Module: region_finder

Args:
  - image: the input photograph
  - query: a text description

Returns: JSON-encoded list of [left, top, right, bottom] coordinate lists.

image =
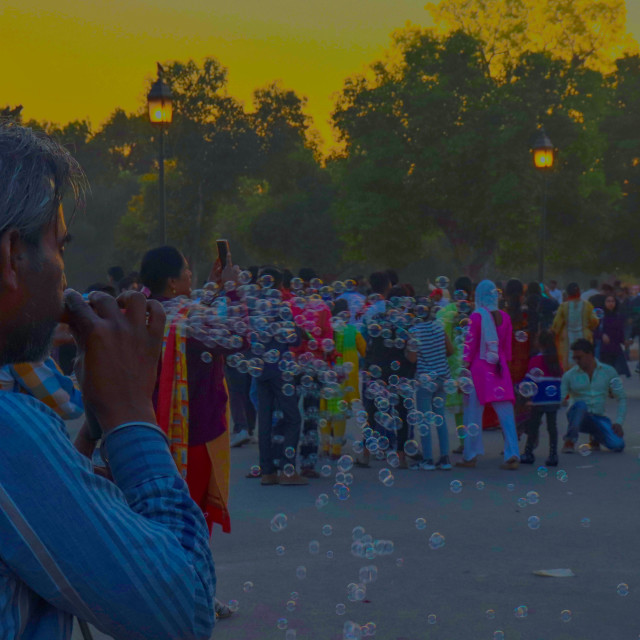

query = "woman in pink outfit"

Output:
[[456, 280, 520, 469]]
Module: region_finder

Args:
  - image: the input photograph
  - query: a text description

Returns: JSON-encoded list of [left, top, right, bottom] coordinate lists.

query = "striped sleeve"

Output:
[[0, 393, 215, 640]]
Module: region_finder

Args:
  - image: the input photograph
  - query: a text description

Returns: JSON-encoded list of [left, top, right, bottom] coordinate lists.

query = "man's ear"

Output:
[[0, 229, 26, 292]]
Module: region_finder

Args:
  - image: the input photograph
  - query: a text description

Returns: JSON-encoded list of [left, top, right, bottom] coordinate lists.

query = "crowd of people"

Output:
[[0, 121, 635, 638], [74, 261, 631, 491]]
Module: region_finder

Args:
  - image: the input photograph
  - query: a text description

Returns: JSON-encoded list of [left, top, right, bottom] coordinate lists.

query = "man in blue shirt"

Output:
[[561, 338, 625, 453], [0, 122, 215, 638]]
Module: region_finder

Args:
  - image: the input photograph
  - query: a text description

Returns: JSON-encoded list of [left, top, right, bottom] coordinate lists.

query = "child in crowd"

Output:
[[520, 330, 563, 466]]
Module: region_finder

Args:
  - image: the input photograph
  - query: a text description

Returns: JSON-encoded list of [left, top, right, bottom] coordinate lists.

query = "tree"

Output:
[[331, 28, 623, 277], [425, 0, 638, 78]]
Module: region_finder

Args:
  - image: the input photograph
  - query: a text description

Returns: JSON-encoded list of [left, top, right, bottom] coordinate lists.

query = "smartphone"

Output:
[[216, 239, 230, 265]]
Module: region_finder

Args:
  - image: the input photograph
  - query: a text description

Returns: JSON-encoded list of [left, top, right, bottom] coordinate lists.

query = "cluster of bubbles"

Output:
[[161, 274, 480, 477], [350, 525, 395, 560]]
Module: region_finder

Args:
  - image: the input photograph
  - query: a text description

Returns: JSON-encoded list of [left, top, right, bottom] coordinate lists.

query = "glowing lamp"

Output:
[[147, 65, 173, 125], [531, 128, 554, 170]]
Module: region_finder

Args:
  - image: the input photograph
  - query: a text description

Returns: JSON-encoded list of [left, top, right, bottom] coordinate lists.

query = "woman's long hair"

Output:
[[505, 279, 524, 324], [538, 329, 562, 376]]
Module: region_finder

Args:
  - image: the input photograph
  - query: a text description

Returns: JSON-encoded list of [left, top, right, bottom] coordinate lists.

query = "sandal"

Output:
[[215, 599, 234, 620]]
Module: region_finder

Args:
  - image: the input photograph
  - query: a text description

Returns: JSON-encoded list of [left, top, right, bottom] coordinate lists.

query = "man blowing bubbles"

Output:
[[0, 121, 216, 640]]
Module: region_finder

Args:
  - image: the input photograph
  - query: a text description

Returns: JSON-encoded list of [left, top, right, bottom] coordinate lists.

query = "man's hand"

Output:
[[62, 290, 165, 434], [53, 322, 75, 347], [613, 423, 624, 438]]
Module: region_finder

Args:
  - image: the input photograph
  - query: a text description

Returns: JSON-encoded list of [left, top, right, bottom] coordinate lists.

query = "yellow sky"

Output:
[[3, 0, 640, 153]]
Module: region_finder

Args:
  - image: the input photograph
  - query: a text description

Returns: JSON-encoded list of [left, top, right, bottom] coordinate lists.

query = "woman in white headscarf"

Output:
[[456, 280, 520, 470]]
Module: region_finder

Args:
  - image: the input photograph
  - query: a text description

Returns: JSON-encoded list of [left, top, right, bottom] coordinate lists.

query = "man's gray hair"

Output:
[[0, 121, 87, 245]]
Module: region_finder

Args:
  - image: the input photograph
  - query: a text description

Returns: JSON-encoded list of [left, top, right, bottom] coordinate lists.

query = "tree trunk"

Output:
[[191, 181, 204, 285]]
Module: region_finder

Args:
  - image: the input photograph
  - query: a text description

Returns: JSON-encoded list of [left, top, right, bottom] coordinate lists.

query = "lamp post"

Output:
[[147, 63, 173, 244], [531, 127, 555, 283]]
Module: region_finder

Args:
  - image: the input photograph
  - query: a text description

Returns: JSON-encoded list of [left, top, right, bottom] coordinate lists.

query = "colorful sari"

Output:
[[156, 304, 231, 534]]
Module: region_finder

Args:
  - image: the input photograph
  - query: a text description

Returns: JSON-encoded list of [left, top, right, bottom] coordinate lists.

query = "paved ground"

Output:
[[74, 375, 640, 640]]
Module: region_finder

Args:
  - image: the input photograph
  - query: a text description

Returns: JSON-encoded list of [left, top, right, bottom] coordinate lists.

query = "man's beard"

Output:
[[1, 319, 57, 365]]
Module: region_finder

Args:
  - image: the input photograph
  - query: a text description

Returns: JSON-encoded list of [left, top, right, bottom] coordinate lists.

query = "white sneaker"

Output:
[[250, 433, 259, 444], [230, 429, 250, 448], [420, 460, 437, 471]]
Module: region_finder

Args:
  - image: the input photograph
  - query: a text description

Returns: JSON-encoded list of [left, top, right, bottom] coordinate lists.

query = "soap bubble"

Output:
[[617, 583, 629, 596], [507, 483, 515, 492], [403, 440, 419, 456], [486, 609, 496, 619], [285, 446, 296, 459], [514, 604, 528, 618], [429, 532, 445, 550], [387, 451, 400, 468], [296, 566, 307, 580], [467, 423, 480, 436], [315, 493, 329, 509], [527, 516, 541, 530], [333, 483, 350, 501], [309, 540, 320, 555], [201, 351, 213, 364], [249, 465, 261, 477], [326, 550, 334, 559], [427, 613, 437, 624], [578, 443, 591, 456], [270, 513, 288, 533], [537, 466, 548, 478], [337, 455, 354, 472], [286, 600, 296, 612], [580, 517, 591, 528], [515, 330, 528, 343], [321, 464, 332, 477], [243, 581, 254, 593], [518, 381, 538, 398], [450, 480, 463, 494], [435, 276, 449, 288], [336, 603, 346, 615], [277, 617, 288, 630], [561, 609, 572, 622], [322, 524, 333, 536], [359, 565, 378, 584], [493, 632, 505, 640], [529, 367, 544, 381], [378, 468, 394, 486], [526, 491, 540, 505], [228, 599, 239, 612], [517, 498, 527, 508], [476, 481, 485, 490], [282, 464, 295, 478], [276, 545, 285, 556], [415, 517, 427, 530]]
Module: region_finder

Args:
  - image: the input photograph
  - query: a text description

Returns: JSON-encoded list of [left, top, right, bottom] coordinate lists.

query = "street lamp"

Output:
[[147, 63, 173, 244], [531, 127, 555, 283]]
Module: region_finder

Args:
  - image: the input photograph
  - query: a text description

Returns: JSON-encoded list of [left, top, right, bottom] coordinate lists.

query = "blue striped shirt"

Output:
[[0, 393, 216, 640], [409, 321, 450, 377]]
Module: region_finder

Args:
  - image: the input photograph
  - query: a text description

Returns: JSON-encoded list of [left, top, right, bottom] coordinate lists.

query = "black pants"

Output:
[[256, 374, 301, 475], [300, 389, 320, 469], [525, 407, 558, 452], [225, 365, 256, 435], [363, 381, 409, 453]]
